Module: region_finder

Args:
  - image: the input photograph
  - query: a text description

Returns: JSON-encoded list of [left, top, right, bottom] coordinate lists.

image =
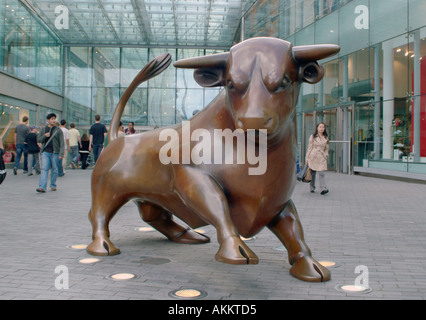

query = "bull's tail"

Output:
[[109, 53, 172, 142]]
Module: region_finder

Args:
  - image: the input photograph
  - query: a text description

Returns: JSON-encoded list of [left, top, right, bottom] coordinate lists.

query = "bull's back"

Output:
[[92, 131, 173, 192]]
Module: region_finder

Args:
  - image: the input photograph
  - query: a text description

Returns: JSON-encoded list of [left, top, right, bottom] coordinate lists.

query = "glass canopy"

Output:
[[15, 0, 254, 48]]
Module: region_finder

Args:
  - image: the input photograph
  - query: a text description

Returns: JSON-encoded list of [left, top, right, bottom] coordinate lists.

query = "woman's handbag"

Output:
[[303, 166, 312, 182], [297, 165, 312, 183]]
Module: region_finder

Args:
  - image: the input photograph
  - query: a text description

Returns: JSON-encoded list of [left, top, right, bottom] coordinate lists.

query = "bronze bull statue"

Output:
[[87, 37, 340, 282]]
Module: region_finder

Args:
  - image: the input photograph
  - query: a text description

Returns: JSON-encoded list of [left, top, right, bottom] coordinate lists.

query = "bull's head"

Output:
[[174, 37, 339, 137]]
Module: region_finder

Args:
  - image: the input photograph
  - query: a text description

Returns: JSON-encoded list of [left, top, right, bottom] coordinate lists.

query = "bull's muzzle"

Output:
[[236, 116, 278, 135]]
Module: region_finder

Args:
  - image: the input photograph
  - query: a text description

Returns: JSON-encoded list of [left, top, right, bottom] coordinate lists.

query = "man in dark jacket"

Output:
[[13, 116, 30, 175], [25, 126, 41, 176], [36, 113, 64, 193], [89, 114, 107, 164]]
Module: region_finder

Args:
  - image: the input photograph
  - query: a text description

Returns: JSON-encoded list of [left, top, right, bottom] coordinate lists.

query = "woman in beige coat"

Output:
[[305, 122, 329, 195]]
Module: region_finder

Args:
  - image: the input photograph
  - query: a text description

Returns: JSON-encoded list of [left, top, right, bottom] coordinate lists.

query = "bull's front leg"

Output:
[[267, 200, 330, 282], [173, 166, 258, 265]]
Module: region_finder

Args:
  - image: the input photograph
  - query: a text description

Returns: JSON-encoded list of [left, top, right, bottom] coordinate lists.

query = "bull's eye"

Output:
[[276, 76, 291, 93]]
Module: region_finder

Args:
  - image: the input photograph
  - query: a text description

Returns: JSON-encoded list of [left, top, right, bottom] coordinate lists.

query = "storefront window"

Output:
[[323, 59, 340, 106], [347, 49, 374, 103], [0, 99, 60, 169], [408, 27, 426, 165], [354, 102, 376, 166], [0, 102, 27, 166]]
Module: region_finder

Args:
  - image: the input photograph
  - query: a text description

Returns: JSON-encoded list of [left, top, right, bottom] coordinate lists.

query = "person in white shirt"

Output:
[[68, 123, 82, 168]]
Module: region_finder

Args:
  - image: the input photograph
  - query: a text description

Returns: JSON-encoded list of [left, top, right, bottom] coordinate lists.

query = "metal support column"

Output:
[[413, 30, 421, 162], [374, 44, 381, 160], [342, 56, 349, 173]]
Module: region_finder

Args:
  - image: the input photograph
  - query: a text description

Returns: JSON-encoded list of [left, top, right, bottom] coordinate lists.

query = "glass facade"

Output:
[[63, 46, 223, 128], [1, 0, 426, 178], [244, 0, 426, 176], [0, 0, 62, 93], [1, 0, 63, 164]]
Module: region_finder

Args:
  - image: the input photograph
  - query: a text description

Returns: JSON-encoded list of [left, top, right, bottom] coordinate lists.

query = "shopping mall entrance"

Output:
[[301, 102, 354, 174]]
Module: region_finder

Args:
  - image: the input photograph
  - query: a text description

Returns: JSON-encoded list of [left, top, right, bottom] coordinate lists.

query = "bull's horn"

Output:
[[174, 52, 229, 69], [293, 44, 340, 62]]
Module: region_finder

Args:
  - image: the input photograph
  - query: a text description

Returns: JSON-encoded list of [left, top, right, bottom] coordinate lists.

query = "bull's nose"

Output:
[[236, 116, 277, 133]]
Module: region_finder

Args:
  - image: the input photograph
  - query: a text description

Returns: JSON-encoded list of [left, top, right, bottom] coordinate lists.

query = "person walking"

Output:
[[305, 122, 329, 195], [25, 126, 41, 176], [13, 116, 30, 175], [68, 123, 82, 169], [79, 133, 90, 169], [36, 113, 64, 193], [89, 114, 107, 164], [58, 119, 70, 176], [0, 138, 6, 185]]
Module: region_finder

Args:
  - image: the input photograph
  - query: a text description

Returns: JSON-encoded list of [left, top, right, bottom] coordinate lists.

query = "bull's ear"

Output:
[[174, 52, 229, 87], [299, 62, 325, 84], [194, 68, 225, 87], [293, 44, 339, 84]]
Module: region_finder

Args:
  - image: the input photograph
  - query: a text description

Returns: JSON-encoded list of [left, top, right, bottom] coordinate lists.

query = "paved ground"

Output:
[[1, 167, 426, 301]]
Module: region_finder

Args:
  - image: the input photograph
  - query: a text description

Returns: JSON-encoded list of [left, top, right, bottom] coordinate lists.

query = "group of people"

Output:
[[10, 113, 88, 193], [8, 114, 138, 193]]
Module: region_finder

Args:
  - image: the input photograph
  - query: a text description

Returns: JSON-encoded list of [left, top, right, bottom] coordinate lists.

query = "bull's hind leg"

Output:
[[86, 192, 125, 256], [267, 200, 330, 282], [136, 201, 210, 244], [173, 166, 258, 265]]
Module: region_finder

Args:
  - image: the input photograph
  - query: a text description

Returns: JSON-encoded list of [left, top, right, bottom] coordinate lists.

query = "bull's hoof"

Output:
[[289, 256, 331, 282], [86, 237, 120, 256], [215, 236, 259, 265], [170, 228, 210, 244]]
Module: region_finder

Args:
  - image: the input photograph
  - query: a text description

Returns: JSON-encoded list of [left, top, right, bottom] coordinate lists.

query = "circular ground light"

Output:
[[319, 260, 340, 268], [169, 288, 208, 300], [335, 284, 372, 294], [79, 258, 101, 265], [67, 244, 88, 250], [135, 227, 155, 232], [106, 273, 140, 281]]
